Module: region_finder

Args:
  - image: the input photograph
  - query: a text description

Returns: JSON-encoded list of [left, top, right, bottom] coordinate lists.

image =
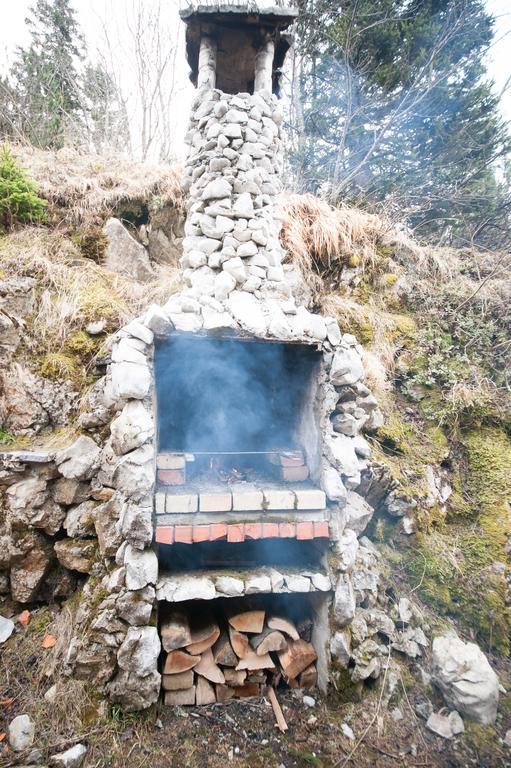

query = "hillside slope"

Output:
[[0, 145, 510, 767]]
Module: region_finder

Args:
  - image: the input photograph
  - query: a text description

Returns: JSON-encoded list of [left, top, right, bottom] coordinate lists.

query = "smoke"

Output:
[[155, 335, 319, 453]]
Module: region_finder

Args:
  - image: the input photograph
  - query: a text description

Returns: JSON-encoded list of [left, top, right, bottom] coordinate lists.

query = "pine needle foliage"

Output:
[[0, 144, 46, 230]]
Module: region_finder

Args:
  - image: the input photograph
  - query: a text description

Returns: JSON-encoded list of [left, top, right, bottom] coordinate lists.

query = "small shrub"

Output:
[[0, 145, 47, 230]]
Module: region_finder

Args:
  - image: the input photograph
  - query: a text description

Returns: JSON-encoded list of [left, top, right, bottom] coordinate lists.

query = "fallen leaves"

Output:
[[41, 634, 57, 649], [17, 610, 31, 627]]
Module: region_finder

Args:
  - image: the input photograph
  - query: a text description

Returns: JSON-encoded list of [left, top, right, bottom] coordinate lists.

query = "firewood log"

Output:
[[163, 650, 200, 674], [194, 648, 225, 684], [228, 626, 249, 658], [216, 684, 235, 702], [196, 675, 216, 705], [223, 668, 247, 686], [233, 682, 260, 697], [277, 639, 317, 680], [160, 611, 192, 651], [299, 664, 317, 689], [250, 629, 287, 656], [164, 686, 196, 706], [267, 616, 299, 640], [235, 649, 275, 671], [162, 669, 194, 691], [212, 631, 238, 667], [228, 609, 265, 634], [185, 613, 221, 654]]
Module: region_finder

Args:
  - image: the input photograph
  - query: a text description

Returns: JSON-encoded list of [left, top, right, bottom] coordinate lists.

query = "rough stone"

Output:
[[56, 436, 101, 481], [49, 744, 88, 767], [110, 401, 154, 456], [330, 346, 365, 386], [124, 545, 158, 590], [331, 630, 351, 667], [64, 500, 96, 538], [103, 218, 153, 282], [111, 361, 151, 401], [334, 574, 356, 627], [54, 539, 96, 573], [108, 668, 160, 711], [431, 635, 499, 725], [8, 714, 35, 752], [117, 626, 160, 677], [118, 500, 153, 549], [0, 615, 15, 643], [345, 491, 374, 536]]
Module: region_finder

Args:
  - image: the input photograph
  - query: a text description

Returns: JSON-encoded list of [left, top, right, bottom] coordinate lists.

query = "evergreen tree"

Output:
[[10, 0, 85, 148], [291, 0, 511, 248], [0, 145, 47, 230]]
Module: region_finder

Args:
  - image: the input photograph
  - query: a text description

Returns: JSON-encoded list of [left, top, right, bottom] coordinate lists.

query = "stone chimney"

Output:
[[180, 2, 298, 303]]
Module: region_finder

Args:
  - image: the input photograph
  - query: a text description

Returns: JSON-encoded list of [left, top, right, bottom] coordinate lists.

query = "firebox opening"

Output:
[[158, 536, 327, 572], [155, 334, 322, 456], [159, 592, 331, 705]]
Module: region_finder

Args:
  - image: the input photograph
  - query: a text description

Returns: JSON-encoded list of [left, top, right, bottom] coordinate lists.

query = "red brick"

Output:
[[245, 523, 263, 540], [158, 469, 186, 486], [261, 522, 279, 539], [210, 523, 228, 541], [281, 465, 309, 482], [296, 521, 314, 540], [227, 524, 245, 543], [279, 522, 296, 538], [155, 526, 174, 545], [313, 521, 329, 539], [192, 525, 211, 543], [174, 525, 193, 544]]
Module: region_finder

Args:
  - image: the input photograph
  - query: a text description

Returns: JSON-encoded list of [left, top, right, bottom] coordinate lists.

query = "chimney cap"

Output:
[[179, 2, 298, 26]]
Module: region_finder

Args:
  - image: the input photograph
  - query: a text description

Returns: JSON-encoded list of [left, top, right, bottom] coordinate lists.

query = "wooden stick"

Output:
[[266, 686, 288, 732]]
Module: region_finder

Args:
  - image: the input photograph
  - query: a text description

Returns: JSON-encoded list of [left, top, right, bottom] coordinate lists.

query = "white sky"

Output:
[[0, 0, 510, 154]]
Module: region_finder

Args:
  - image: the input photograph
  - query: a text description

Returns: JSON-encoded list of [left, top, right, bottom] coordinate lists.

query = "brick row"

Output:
[[155, 520, 329, 545]]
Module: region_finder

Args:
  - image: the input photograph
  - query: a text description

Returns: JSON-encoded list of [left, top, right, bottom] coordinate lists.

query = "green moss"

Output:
[[405, 426, 511, 652], [329, 665, 363, 703], [71, 228, 107, 263], [286, 749, 323, 767], [0, 428, 15, 445], [39, 352, 79, 381], [65, 330, 97, 357]]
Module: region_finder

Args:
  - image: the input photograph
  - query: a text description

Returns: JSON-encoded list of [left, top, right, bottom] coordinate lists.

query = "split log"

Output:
[[161, 611, 191, 651], [228, 609, 265, 634], [267, 616, 299, 641], [164, 686, 196, 706], [228, 626, 249, 658], [223, 668, 247, 686], [233, 682, 260, 698], [299, 664, 317, 690], [277, 639, 317, 680], [216, 684, 235, 702], [186, 613, 220, 654], [196, 675, 216, 705], [235, 649, 275, 671], [267, 686, 288, 732], [163, 650, 200, 674], [213, 632, 238, 667], [250, 629, 287, 656], [246, 673, 266, 683], [195, 648, 225, 684], [162, 669, 194, 691]]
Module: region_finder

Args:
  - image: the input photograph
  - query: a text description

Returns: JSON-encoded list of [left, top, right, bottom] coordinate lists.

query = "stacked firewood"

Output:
[[161, 607, 317, 705]]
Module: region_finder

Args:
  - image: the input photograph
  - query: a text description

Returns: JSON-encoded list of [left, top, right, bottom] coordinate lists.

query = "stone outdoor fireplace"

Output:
[[0, 1, 383, 714]]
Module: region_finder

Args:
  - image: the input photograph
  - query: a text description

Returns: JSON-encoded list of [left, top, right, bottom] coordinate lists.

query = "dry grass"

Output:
[[0, 228, 181, 358], [281, 193, 391, 278], [0, 606, 158, 767], [9, 142, 183, 228]]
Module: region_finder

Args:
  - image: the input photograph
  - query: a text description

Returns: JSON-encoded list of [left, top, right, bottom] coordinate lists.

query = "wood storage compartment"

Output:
[[159, 593, 330, 706]]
